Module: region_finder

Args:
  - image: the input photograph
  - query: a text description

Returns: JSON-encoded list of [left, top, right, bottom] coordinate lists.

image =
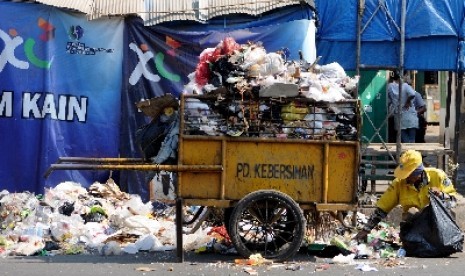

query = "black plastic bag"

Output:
[[312, 245, 353, 258], [400, 191, 464, 257], [135, 119, 170, 160], [58, 201, 75, 216]]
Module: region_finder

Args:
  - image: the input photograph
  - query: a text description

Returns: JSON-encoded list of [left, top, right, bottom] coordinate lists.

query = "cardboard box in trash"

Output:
[[259, 83, 299, 97]]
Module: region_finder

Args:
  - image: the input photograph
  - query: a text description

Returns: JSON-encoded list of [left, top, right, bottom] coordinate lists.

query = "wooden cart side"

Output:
[[177, 135, 359, 207], [176, 94, 361, 262], [176, 94, 361, 211]]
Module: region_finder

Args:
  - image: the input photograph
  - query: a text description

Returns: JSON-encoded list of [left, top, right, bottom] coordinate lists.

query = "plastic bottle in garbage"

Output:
[[397, 248, 406, 258]]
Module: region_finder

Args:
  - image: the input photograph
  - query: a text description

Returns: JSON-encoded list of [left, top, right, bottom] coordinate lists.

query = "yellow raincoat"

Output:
[[376, 167, 457, 216]]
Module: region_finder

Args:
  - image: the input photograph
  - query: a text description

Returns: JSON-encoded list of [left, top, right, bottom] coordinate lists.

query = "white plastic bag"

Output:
[[319, 62, 347, 79], [260, 53, 285, 76]]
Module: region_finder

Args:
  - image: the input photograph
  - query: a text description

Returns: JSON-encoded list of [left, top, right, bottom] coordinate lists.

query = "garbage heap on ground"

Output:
[[0, 180, 405, 260], [181, 37, 361, 141], [0, 180, 217, 257], [308, 212, 404, 260]]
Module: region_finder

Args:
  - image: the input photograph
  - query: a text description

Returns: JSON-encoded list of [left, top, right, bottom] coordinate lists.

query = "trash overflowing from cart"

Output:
[[5, 38, 387, 261]]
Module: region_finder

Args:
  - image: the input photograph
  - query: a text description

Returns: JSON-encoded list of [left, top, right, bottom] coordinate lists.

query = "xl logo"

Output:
[[0, 29, 29, 71], [0, 18, 53, 73], [128, 42, 181, 85]]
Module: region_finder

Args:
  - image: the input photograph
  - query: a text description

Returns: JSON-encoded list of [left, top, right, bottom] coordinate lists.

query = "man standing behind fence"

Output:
[[413, 91, 427, 143], [387, 72, 418, 143]]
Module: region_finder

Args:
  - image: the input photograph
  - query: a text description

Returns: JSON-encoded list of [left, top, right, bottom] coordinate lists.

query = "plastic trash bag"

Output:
[[319, 62, 347, 79], [400, 191, 464, 257], [150, 171, 176, 201], [58, 201, 75, 216], [259, 53, 285, 76]]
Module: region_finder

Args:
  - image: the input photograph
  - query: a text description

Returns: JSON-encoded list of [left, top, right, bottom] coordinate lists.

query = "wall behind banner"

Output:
[[0, 3, 124, 193]]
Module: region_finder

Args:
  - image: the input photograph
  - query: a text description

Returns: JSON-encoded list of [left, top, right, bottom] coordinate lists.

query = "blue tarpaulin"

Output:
[[314, 0, 464, 70]]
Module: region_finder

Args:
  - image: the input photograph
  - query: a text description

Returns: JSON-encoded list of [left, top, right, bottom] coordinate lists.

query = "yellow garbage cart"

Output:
[[175, 94, 361, 261], [46, 94, 361, 262]]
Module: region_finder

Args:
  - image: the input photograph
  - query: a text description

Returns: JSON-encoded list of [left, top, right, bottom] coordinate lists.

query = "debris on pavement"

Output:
[[0, 178, 409, 269], [332, 253, 355, 264], [135, 266, 156, 272], [235, 253, 273, 266], [314, 263, 330, 271], [355, 263, 378, 272], [0, 179, 232, 257], [376, 257, 405, 268], [243, 266, 258, 275], [285, 264, 303, 271]]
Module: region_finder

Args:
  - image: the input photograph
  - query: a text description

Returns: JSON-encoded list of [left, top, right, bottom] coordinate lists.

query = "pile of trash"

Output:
[[303, 211, 404, 263], [0, 180, 407, 260], [184, 38, 359, 101], [0, 180, 218, 257], [181, 38, 360, 140]]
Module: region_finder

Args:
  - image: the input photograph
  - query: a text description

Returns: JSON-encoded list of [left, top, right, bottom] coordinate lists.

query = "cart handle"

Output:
[[44, 163, 223, 178]]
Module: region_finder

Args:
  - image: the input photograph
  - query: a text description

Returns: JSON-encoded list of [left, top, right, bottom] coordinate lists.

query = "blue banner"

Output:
[[0, 3, 124, 193], [0, 2, 314, 201]]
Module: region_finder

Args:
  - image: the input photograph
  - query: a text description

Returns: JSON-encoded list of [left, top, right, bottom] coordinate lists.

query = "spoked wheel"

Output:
[[229, 190, 306, 261]]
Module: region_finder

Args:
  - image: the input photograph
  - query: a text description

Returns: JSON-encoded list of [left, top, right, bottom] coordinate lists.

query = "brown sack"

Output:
[[136, 94, 179, 119]]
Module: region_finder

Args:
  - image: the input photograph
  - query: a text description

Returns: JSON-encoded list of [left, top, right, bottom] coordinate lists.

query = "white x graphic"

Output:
[[0, 29, 29, 72], [128, 42, 160, 85]]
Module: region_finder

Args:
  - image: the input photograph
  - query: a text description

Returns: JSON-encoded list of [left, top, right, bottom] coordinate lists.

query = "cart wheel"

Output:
[[229, 190, 306, 261]]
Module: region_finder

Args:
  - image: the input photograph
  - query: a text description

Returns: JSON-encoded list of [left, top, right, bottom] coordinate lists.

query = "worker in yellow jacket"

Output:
[[355, 149, 458, 241]]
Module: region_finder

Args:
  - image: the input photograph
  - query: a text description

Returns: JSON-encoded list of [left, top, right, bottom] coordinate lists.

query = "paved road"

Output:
[[3, 125, 464, 276], [1, 249, 465, 276]]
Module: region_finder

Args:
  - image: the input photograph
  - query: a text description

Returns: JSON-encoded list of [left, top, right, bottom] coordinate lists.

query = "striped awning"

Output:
[[30, 0, 314, 25]]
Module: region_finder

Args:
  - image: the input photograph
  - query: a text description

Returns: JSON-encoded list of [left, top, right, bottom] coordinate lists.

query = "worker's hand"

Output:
[[407, 207, 419, 215], [353, 229, 370, 242], [430, 187, 443, 197], [430, 187, 450, 200], [404, 207, 420, 222]]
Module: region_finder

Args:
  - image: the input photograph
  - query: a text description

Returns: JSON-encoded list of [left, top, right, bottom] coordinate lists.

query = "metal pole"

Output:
[[356, 0, 365, 82], [453, 72, 463, 182], [44, 164, 223, 178], [176, 197, 184, 262], [176, 97, 184, 262], [396, 0, 407, 159], [56, 157, 145, 163]]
